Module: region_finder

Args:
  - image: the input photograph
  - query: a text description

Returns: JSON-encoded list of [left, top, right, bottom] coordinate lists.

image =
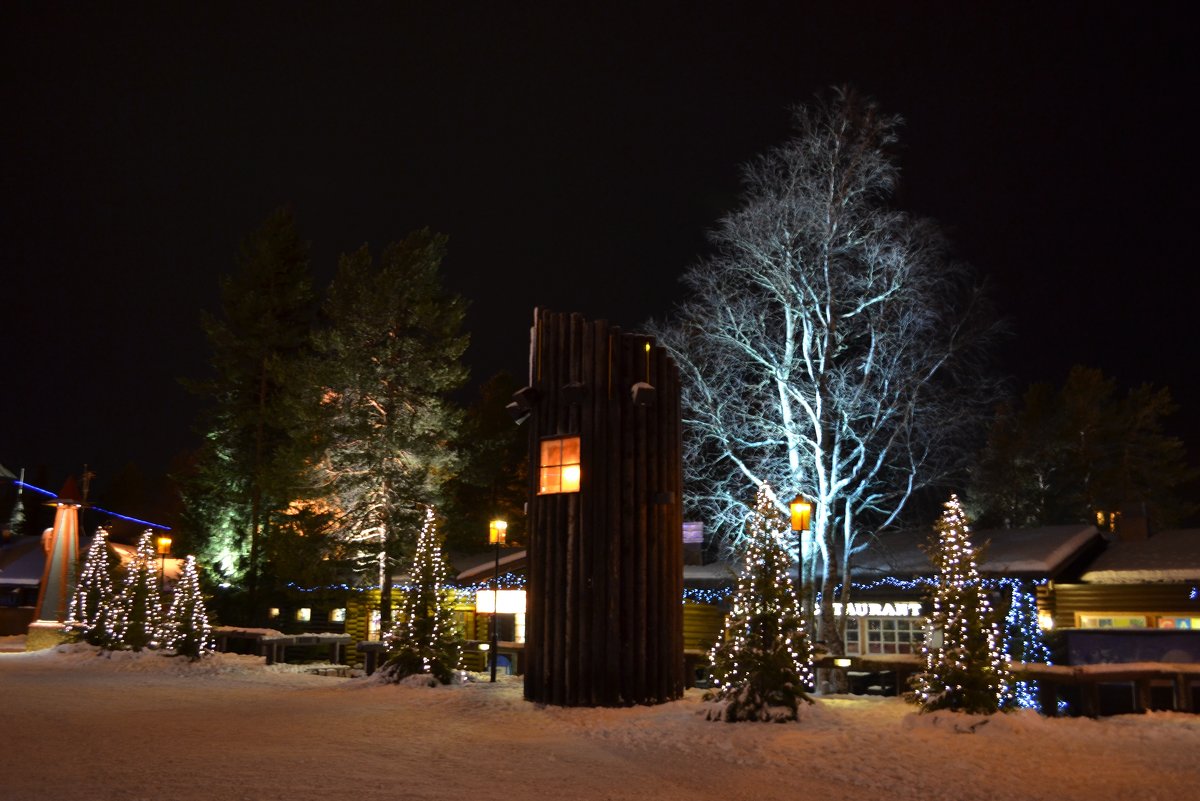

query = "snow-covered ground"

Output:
[[3, 642, 1200, 801]]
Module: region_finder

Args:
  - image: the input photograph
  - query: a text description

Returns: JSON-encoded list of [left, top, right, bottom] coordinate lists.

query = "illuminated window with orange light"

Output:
[[539, 436, 581, 494]]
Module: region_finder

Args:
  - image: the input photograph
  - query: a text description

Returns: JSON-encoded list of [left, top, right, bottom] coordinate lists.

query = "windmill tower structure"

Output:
[[25, 477, 85, 651]]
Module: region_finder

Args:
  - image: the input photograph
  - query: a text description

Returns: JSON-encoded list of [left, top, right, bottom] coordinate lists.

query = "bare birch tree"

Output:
[[649, 89, 995, 655]]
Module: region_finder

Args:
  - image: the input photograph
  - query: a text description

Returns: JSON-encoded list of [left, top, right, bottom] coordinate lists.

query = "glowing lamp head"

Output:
[[789, 494, 812, 532], [156, 535, 172, 556], [489, 519, 508, 546]]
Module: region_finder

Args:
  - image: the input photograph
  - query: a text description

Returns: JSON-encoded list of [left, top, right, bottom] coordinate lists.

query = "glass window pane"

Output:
[[541, 439, 562, 467], [538, 467, 560, 495], [561, 436, 580, 465]]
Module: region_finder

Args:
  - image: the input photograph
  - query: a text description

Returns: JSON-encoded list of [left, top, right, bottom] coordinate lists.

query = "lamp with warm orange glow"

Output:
[[489, 519, 508, 546], [789, 495, 812, 532], [155, 534, 172, 591]]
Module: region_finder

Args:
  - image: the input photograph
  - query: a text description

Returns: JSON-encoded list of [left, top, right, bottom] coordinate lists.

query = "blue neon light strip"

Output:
[[13, 480, 171, 531], [15, 480, 56, 498]]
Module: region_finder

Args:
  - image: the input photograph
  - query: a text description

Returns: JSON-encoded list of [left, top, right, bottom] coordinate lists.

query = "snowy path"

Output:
[[3, 646, 1200, 801]]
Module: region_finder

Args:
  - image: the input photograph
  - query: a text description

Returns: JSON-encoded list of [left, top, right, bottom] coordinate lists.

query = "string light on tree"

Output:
[[109, 530, 166, 651], [164, 555, 215, 661], [911, 495, 1014, 714], [1002, 580, 1052, 709], [706, 483, 814, 722], [378, 507, 464, 684], [65, 527, 115, 647]]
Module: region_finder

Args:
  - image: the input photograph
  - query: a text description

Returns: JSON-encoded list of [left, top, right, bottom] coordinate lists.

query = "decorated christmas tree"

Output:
[[110, 530, 165, 651], [912, 495, 1014, 713], [1003, 580, 1053, 710], [707, 484, 814, 722], [66, 527, 115, 647], [164, 555, 214, 660], [378, 507, 463, 684]]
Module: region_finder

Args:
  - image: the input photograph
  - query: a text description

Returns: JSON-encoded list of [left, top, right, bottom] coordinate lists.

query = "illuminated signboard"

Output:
[[829, 601, 923, 617]]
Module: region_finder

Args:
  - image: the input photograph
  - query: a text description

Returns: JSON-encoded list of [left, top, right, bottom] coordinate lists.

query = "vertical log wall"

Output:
[[522, 309, 684, 706]]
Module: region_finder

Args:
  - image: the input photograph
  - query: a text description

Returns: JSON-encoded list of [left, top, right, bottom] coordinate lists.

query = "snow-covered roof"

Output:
[[1080, 529, 1200, 584], [456, 549, 529, 582], [852, 524, 1101, 580], [0, 536, 46, 586]]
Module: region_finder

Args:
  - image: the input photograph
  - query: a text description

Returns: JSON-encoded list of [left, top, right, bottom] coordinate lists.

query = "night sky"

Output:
[[2, 3, 1196, 498]]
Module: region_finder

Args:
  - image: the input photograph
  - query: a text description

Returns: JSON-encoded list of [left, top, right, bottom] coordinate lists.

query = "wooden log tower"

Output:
[[518, 309, 684, 706]]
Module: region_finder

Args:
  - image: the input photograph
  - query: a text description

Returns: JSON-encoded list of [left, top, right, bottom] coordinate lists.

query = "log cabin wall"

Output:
[[522, 310, 684, 706]]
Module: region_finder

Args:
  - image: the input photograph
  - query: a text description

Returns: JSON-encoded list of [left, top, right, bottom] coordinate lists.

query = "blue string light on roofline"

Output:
[[284, 571, 530, 595], [14, 480, 172, 530]]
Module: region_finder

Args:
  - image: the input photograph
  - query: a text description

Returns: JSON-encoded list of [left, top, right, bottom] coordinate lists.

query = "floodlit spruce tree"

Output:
[[378, 507, 463, 684], [311, 229, 467, 628], [164, 555, 215, 661], [707, 484, 815, 722], [647, 88, 996, 659], [912, 495, 1013, 714], [184, 207, 318, 603], [66, 527, 116, 647], [110, 530, 165, 652]]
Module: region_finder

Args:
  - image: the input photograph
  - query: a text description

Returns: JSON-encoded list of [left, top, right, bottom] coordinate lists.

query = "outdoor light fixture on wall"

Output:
[[506, 386, 540, 425]]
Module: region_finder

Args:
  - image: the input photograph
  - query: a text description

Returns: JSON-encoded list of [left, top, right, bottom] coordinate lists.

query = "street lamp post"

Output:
[[788, 493, 812, 607], [155, 534, 172, 592], [488, 519, 508, 682]]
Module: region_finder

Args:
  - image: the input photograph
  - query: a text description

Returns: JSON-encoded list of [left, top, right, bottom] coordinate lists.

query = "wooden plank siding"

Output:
[[523, 310, 684, 706], [1044, 583, 1200, 629]]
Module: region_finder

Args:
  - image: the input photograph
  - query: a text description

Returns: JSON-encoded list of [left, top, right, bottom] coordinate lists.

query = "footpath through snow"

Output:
[[3, 643, 1200, 801]]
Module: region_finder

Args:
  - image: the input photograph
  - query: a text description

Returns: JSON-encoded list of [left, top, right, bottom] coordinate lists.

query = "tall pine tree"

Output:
[[378, 507, 463, 684], [912, 495, 1013, 713], [311, 229, 467, 627], [66, 527, 115, 647], [183, 207, 318, 609], [110, 530, 165, 652], [164, 556, 215, 661], [707, 484, 814, 722]]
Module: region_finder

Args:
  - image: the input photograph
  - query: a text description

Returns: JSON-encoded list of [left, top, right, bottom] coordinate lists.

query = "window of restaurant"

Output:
[[843, 617, 924, 655]]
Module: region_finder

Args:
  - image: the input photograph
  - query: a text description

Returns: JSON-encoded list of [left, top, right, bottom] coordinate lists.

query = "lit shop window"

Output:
[[330, 608, 347, 623], [538, 436, 581, 494], [1078, 614, 1147, 629], [865, 618, 924, 655], [296, 607, 312, 623], [268, 607, 281, 619]]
